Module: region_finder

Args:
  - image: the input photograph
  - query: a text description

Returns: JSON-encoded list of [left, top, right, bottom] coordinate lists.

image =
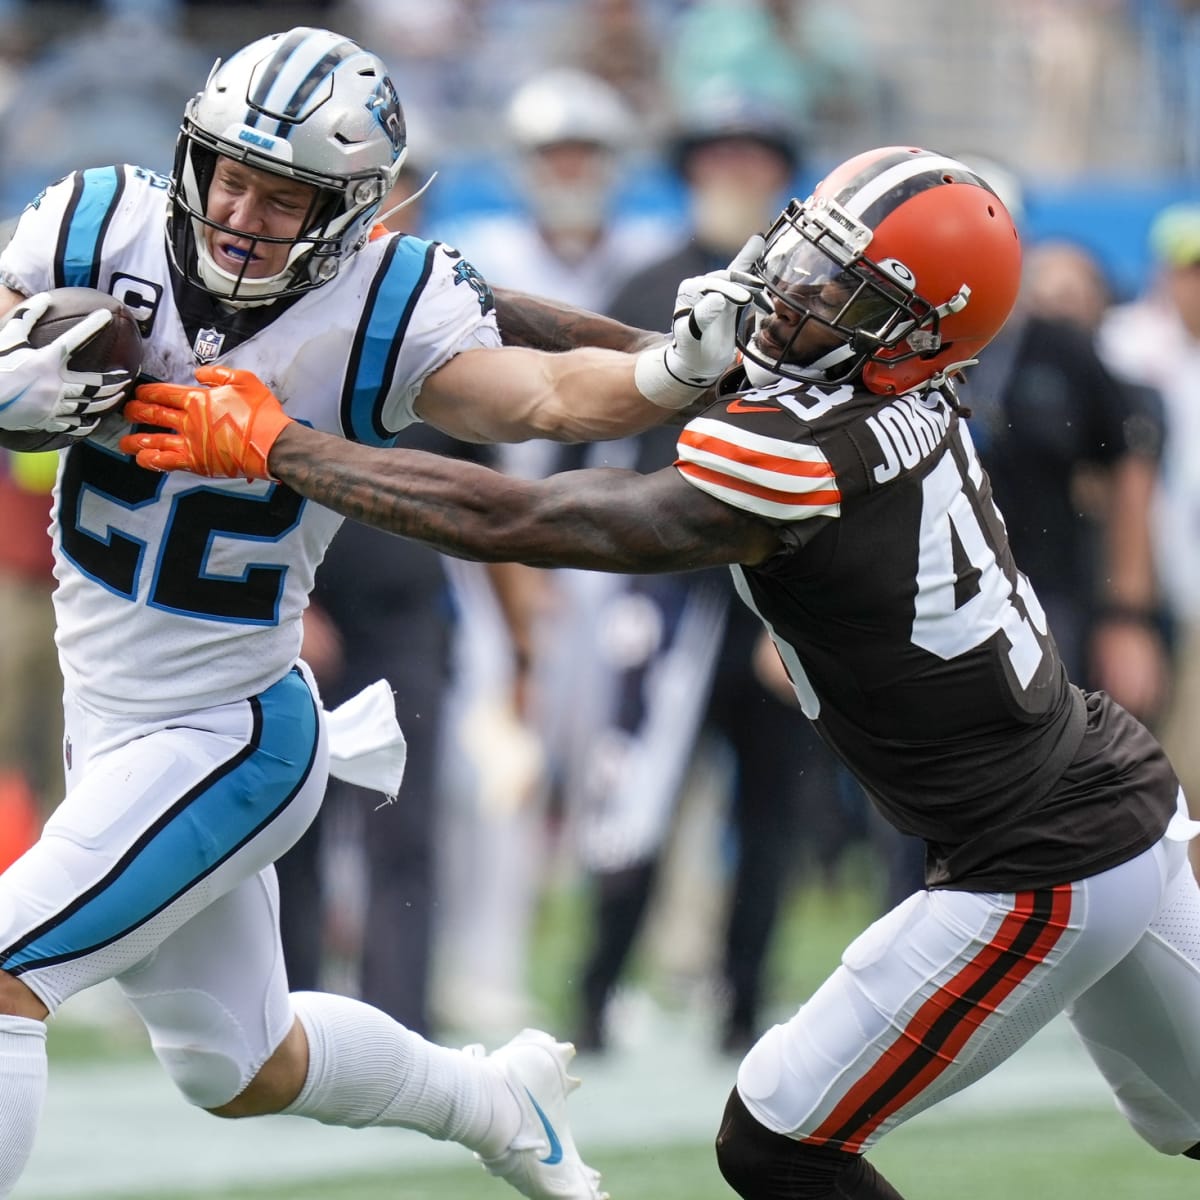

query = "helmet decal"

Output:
[[366, 76, 406, 160]]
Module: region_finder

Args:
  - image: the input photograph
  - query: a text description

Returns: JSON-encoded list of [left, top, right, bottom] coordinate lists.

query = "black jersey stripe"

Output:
[[341, 235, 437, 446], [809, 886, 1071, 1150], [53, 165, 127, 290]]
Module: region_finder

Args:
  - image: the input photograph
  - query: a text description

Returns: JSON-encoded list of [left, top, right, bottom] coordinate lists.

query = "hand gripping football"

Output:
[[0, 287, 144, 452]]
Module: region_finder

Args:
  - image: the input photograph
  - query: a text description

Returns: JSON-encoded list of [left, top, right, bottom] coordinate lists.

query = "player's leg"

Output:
[[0, 666, 325, 1198], [1066, 831, 1200, 1159], [0, 969, 47, 1197], [717, 1086, 905, 1199], [716, 858, 1165, 1199], [124, 816, 606, 1199]]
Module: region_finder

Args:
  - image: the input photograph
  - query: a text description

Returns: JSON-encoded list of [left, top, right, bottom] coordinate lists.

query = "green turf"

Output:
[[155, 1108, 1193, 1200], [43, 870, 1196, 1200]]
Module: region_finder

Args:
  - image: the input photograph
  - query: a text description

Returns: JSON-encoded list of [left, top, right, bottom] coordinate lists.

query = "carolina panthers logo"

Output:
[[453, 259, 496, 316], [365, 77, 406, 160]]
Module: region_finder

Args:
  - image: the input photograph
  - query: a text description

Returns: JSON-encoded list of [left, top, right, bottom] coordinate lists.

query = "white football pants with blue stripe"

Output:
[[0, 664, 327, 1105]]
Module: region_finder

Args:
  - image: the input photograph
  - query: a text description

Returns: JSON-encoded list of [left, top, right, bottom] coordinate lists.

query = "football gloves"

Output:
[[633, 233, 767, 409], [0, 293, 130, 437], [121, 366, 293, 480]]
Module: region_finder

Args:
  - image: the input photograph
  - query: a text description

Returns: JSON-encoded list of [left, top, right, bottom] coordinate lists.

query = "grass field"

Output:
[[153, 1113, 1192, 1200], [24, 870, 1197, 1199], [38, 1095, 1191, 1200]]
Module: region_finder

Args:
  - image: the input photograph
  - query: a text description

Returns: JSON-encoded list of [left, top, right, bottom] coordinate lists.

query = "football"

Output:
[[26, 287, 144, 374], [0, 287, 144, 453]]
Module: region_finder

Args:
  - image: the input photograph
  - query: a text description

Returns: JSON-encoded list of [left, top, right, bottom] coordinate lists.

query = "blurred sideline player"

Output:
[[274, 135, 544, 1038], [573, 84, 846, 1057], [0, 26, 757, 1200], [130, 147, 1200, 1199], [435, 66, 676, 1034]]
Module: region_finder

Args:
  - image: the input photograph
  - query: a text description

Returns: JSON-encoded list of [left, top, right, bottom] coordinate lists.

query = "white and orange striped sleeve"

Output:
[[674, 415, 842, 522]]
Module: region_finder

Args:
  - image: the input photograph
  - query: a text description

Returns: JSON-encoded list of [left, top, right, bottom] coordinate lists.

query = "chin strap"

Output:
[[928, 358, 979, 390], [376, 170, 439, 227], [926, 358, 979, 416]]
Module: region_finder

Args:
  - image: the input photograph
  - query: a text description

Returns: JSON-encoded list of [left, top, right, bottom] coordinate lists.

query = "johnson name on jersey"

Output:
[[0, 163, 502, 715]]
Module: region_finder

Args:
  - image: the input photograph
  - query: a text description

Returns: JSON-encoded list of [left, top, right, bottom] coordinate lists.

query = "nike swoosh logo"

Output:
[[526, 1089, 564, 1164], [726, 397, 782, 414]]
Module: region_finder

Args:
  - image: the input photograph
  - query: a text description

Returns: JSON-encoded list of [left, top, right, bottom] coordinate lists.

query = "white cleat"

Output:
[[474, 1028, 609, 1200]]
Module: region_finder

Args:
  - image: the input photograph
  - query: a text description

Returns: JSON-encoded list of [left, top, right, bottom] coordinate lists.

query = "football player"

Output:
[[0, 26, 757, 1200], [127, 147, 1200, 1198]]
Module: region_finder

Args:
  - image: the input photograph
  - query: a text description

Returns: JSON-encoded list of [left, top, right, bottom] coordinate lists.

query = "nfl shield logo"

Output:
[[193, 327, 225, 364]]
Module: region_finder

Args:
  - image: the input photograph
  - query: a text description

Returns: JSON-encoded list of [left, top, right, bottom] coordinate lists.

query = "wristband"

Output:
[[633, 346, 708, 411]]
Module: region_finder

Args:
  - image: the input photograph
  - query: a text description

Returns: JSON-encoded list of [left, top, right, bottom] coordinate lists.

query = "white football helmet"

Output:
[[504, 68, 635, 239], [167, 27, 407, 305]]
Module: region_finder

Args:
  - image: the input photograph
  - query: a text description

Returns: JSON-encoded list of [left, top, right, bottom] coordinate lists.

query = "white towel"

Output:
[[1166, 786, 1200, 842], [325, 678, 407, 803]]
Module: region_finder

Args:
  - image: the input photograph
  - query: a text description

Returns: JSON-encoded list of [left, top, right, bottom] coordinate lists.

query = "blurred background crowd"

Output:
[[4, 0, 1200, 1065]]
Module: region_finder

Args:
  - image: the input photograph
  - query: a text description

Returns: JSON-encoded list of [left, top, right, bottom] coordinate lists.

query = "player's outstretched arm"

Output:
[[257, 424, 782, 571], [491, 233, 765, 356], [121, 394, 781, 571], [419, 273, 762, 442], [492, 286, 663, 355]]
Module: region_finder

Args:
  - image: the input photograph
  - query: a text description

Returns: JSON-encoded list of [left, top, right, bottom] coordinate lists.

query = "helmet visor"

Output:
[[759, 223, 910, 343]]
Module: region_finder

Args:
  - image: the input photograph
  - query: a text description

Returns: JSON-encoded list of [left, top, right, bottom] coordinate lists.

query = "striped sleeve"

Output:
[[675, 416, 842, 521], [0, 167, 127, 298]]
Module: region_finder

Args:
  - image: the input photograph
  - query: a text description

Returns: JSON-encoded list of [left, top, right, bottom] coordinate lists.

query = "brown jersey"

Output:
[[675, 371, 1177, 890]]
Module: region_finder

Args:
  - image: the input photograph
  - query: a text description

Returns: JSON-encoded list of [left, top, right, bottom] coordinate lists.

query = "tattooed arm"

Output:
[[265, 421, 783, 571], [491, 286, 664, 354], [120, 383, 782, 571]]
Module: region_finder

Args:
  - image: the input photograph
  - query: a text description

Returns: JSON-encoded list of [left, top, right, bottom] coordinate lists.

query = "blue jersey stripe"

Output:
[[1, 669, 318, 973], [341, 236, 435, 447], [55, 166, 124, 290]]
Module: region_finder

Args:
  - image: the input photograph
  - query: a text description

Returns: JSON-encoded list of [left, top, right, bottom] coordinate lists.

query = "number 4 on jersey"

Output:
[[912, 439, 1049, 691]]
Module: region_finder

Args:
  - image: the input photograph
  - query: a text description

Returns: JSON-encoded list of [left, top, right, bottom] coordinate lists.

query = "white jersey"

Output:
[[1100, 296, 1200, 623], [0, 164, 501, 716], [440, 211, 674, 314]]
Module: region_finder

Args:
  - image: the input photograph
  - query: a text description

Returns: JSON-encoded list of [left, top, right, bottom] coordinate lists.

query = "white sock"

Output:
[[0, 1014, 47, 1198], [281, 991, 519, 1154]]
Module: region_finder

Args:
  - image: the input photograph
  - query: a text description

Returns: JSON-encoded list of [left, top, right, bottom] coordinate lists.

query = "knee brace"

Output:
[[715, 1087, 906, 1200], [133, 989, 255, 1109]]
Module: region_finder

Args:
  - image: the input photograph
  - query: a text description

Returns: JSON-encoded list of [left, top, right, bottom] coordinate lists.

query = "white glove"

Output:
[[634, 234, 767, 409], [0, 293, 131, 437]]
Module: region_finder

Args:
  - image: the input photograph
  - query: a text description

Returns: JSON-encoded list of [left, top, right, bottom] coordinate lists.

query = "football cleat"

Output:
[[472, 1028, 609, 1200]]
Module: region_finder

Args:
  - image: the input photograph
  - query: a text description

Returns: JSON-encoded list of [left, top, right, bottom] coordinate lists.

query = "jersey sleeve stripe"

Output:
[[54, 166, 126, 290], [685, 415, 836, 462], [678, 460, 842, 518], [678, 426, 836, 479], [341, 235, 435, 446]]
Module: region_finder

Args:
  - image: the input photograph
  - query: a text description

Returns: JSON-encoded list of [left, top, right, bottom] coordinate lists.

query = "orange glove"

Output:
[[119, 365, 293, 480]]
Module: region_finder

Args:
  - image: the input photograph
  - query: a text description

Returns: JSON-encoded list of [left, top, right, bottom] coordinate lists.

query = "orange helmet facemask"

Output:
[[735, 146, 1022, 396]]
